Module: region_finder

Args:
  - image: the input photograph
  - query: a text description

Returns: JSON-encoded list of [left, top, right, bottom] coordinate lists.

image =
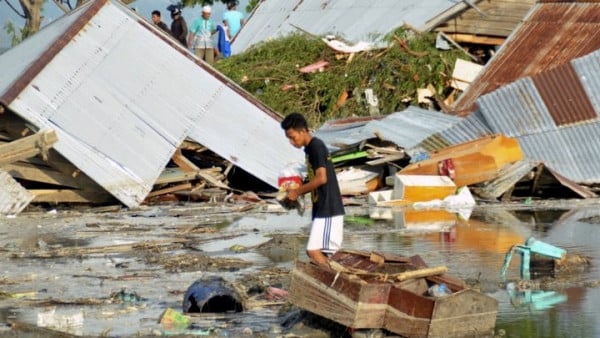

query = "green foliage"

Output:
[[4, 21, 28, 47], [245, 0, 259, 13], [214, 28, 468, 128]]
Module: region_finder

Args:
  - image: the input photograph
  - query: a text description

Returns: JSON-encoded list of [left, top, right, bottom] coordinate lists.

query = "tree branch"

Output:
[[2, 0, 27, 18]]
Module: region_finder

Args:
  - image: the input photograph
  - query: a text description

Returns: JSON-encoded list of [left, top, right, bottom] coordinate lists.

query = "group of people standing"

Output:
[[151, 1, 246, 64]]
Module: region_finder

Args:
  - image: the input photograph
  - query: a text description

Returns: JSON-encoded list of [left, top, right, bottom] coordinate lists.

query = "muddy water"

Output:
[[1, 202, 600, 337]]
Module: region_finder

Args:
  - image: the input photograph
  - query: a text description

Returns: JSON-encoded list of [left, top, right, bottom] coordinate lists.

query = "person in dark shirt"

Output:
[[281, 112, 345, 268], [169, 7, 188, 47], [151, 10, 170, 33]]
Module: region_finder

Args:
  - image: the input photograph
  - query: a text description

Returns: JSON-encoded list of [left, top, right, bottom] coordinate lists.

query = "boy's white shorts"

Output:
[[307, 215, 344, 255]]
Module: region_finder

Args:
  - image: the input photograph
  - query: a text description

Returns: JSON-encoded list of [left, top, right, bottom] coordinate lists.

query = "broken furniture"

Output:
[[289, 250, 497, 337], [400, 134, 523, 187], [500, 236, 566, 280]]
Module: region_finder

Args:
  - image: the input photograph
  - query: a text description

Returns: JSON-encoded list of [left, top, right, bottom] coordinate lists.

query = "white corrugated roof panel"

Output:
[[1, 0, 303, 206], [232, 0, 459, 54]]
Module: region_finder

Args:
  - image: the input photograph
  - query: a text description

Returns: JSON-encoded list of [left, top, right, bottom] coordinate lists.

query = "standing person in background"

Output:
[[169, 7, 188, 47], [280, 113, 345, 268], [151, 10, 170, 33], [188, 5, 217, 64], [223, 1, 245, 39], [216, 20, 231, 59]]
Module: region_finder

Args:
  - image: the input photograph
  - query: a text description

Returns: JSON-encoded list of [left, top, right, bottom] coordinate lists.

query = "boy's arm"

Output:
[[287, 167, 326, 201]]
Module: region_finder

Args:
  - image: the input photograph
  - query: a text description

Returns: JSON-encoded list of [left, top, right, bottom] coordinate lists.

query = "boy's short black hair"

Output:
[[152, 10, 161, 17], [281, 112, 308, 131]]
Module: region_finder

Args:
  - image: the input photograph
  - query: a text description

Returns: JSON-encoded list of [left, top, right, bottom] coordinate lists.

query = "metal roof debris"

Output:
[[476, 49, 600, 183], [451, 0, 600, 117], [0, 0, 303, 208], [315, 107, 463, 156], [473, 160, 596, 200], [232, 0, 465, 55]]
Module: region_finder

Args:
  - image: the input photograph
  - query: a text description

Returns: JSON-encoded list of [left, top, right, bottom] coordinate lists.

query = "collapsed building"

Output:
[[0, 0, 303, 214]]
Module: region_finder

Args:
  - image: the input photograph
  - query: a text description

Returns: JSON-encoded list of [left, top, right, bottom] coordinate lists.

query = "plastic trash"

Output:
[[428, 283, 451, 297], [183, 276, 243, 313], [277, 163, 306, 215]]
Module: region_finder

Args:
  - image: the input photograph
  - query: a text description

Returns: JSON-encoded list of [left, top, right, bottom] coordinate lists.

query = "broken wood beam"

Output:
[[147, 182, 193, 198], [30, 189, 114, 204], [0, 129, 57, 166], [171, 149, 230, 190], [396, 266, 448, 282], [2, 161, 81, 188], [366, 154, 407, 166], [155, 167, 201, 185]]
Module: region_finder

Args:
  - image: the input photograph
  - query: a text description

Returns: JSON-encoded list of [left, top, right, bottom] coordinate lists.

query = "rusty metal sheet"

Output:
[[452, 2, 600, 117], [532, 63, 596, 126]]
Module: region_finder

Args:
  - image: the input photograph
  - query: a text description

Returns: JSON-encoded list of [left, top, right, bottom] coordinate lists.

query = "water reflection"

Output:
[[349, 205, 600, 337]]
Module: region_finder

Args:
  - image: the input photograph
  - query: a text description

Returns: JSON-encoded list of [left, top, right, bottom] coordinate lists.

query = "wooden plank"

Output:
[[171, 149, 197, 172], [147, 182, 193, 197], [43, 150, 105, 192], [0, 129, 57, 166], [172, 150, 229, 189], [396, 266, 448, 282], [155, 167, 200, 185], [43, 150, 92, 189], [436, 32, 506, 45], [30, 189, 114, 204], [366, 153, 407, 166], [2, 161, 81, 188]]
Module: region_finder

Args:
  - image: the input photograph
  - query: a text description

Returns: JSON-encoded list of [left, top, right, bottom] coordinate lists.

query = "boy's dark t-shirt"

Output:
[[304, 137, 345, 220]]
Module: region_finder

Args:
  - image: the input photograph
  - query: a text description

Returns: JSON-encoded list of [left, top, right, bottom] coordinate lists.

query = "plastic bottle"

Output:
[[428, 283, 451, 297]]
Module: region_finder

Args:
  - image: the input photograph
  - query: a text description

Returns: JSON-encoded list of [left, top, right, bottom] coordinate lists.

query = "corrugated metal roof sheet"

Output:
[[364, 107, 462, 154], [0, 169, 34, 215], [0, 0, 303, 207], [232, 0, 462, 54], [516, 126, 600, 184], [475, 49, 600, 183], [314, 107, 462, 155], [434, 110, 494, 148], [451, 1, 600, 117]]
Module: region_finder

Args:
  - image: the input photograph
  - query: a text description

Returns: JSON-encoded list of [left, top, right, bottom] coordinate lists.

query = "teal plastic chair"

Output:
[[500, 236, 566, 280]]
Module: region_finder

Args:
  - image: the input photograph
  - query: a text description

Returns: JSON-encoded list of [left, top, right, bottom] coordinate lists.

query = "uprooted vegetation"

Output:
[[215, 27, 471, 127]]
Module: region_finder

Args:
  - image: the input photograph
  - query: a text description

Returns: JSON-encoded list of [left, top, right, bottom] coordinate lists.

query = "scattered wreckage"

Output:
[[289, 250, 498, 338]]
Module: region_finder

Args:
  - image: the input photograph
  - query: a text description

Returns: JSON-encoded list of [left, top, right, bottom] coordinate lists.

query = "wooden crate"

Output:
[[289, 261, 391, 328], [384, 280, 498, 338]]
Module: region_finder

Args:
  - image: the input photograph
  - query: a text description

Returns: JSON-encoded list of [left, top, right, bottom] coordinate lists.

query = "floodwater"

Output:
[[1, 200, 600, 337]]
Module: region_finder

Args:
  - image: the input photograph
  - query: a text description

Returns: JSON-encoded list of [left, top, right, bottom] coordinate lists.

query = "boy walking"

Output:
[[281, 113, 345, 268]]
